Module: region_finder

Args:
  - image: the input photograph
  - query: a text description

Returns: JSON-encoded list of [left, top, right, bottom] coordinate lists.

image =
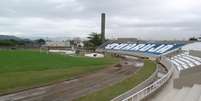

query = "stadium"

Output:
[[0, 1, 201, 101], [1, 38, 201, 101]]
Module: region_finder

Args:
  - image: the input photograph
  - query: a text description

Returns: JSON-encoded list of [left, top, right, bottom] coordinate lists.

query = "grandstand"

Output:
[[169, 52, 201, 71], [97, 40, 201, 101]]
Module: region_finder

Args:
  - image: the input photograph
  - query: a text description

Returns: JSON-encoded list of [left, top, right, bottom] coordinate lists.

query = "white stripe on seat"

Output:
[[174, 59, 189, 69], [183, 56, 201, 66], [192, 56, 201, 61], [171, 60, 183, 71], [187, 55, 201, 62], [178, 58, 194, 67]]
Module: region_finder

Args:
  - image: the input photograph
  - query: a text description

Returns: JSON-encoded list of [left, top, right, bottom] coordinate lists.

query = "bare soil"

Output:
[[0, 59, 143, 101]]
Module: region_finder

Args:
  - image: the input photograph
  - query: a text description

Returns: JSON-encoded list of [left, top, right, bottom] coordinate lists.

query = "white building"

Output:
[[44, 41, 70, 47]]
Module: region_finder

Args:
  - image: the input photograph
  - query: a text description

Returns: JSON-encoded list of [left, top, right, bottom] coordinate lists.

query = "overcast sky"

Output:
[[0, 0, 201, 40]]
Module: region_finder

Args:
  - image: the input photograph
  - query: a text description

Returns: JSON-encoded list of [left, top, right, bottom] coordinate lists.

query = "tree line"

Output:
[[0, 32, 104, 51], [0, 39, 46, 47]]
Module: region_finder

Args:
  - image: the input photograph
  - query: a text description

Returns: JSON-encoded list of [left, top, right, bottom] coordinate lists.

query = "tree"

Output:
[[85, 32, 102, 51], [0, 40, 16, 46], [35, 39, 46, 46], [189, 37, 198, 41]]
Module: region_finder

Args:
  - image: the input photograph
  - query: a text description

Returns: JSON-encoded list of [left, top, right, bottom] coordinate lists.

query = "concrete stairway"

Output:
[[160, 84, 201, 101], [183, 84, 201, 101], [172, 87, 190, 101], [160, 88, 178, 101], [146, 67, 201, 101], [199, 93, 201, 101]]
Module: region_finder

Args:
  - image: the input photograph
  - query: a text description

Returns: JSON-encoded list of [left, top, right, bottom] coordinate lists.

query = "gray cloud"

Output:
[[0, 0, 201, 40]]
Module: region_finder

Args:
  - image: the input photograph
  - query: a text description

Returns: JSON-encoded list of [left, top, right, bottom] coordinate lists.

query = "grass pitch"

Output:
[[0, 50, 118, 94], [75, 60, 156, 101]]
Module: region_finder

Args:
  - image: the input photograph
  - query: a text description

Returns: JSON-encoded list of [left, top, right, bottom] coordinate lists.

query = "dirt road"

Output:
[[0, 59, 143, 101]]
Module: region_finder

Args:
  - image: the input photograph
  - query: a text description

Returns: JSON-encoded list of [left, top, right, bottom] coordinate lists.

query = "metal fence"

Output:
[[111, 58, 173, 101]]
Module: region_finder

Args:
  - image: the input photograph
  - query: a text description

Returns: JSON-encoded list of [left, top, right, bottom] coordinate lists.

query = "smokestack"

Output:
[[101, 13, 106, 42]]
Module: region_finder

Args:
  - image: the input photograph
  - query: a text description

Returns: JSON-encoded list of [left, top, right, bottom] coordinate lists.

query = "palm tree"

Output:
[[84, 32, 103, 51]]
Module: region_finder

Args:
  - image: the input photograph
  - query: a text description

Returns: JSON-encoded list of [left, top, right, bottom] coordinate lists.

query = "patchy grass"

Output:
[[75, 60, 156, 101], [0, 50, 118, 94]]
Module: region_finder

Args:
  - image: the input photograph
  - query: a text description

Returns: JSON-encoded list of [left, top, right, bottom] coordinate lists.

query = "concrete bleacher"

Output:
[[169, 52, 201, 72], [148, 54, 201, 101], [167, 52, 201, 89], [97, 40, 186, 58]]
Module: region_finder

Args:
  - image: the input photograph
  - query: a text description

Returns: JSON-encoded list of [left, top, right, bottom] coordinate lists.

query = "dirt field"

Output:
[[0, 59, 143, 101]]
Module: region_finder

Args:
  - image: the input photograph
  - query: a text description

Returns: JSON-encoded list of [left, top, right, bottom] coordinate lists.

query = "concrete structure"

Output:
[[42, 41, 73, 53], [98, 40, 201, 101], [117, 38, 138, 42], [101, 13, 106, 42], [97, 40, 186, 58], [182, 42, 201, 51], [190, 50, 201, 58], [44, 41, 70, 47]]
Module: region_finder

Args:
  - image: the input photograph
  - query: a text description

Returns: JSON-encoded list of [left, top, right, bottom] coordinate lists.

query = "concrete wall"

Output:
[[189, 50, 201, 58], [173, 50, 201, 89], [160, 56, 173, 70], [173, 63, 201, 89], [174, 71, 201, 89], [179, 65, 201, 77], [164, 49, 182, 57]]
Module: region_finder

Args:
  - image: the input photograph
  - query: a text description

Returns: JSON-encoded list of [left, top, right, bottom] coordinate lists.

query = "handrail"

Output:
[[111, 58, 173, 101]]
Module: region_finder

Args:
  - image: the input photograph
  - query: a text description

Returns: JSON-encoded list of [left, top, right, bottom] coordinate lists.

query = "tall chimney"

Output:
[[101, 13, 106, 42]]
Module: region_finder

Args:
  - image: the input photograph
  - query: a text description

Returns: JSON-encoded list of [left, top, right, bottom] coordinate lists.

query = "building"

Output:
[[42, 40, 72, 51]]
